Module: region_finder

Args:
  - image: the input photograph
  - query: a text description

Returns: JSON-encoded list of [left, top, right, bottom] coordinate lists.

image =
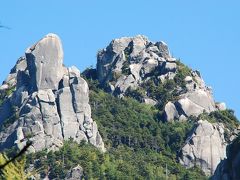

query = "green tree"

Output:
[[0, 153, 27, 179]]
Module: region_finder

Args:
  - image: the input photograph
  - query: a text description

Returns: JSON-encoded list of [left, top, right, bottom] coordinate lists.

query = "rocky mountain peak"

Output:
[[25, 33, 64, 91], [109, 35, 149, 55], [96, 35, 226, 122], [97, 35, 172, 85], [94, 35, 232, 175], [0, 33, 105, 153], [0, 34, 237, 178]]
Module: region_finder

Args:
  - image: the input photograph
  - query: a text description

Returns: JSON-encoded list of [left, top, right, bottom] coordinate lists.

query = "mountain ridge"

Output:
[[96, 35, 226, 120], [85, 34, 239, 176], [0, 33, 239, 179]]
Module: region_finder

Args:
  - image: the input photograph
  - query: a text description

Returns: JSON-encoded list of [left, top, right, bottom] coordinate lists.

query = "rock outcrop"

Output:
[[212, 136, 240, 180], [96, 35, 224, 122], [97, 35, 175, 94], [0, 34, 235, 179], [179, 120, 227, 176], [0, 33, 105, 152], [65, 165, 84, 180]]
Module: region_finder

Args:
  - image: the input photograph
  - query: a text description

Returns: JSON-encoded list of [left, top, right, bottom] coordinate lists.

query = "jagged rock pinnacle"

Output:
[[0, 33, 105, 153], [25, 33, 64, 91]]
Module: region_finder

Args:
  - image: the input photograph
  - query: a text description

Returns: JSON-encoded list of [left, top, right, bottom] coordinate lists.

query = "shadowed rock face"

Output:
[[179, 120, 227, 176], [0, 33, 105, 153], [212, 136, 240, 180]]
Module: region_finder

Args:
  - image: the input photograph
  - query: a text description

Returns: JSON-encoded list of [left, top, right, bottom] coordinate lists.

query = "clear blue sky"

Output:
[[0, 1, 239, 118]]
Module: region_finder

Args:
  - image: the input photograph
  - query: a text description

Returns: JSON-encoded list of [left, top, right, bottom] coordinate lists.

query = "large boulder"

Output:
[[164, 102, 179, 122], [184, 89, 216, 112], [179, 120, 227, 176], [165, 88, 217, 121], [0, 33, 105, 152], [175, 97, 205, 117]]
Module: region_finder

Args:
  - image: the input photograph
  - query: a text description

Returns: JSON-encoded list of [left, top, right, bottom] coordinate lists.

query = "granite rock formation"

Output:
[[179, 120, 227, 176], [65, 165, 84, 180], [96, 35, 225, 122], [212, 136, 240, 180], [0, 33, 105, 153]]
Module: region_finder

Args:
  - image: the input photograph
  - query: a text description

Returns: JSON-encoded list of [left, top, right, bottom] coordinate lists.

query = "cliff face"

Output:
[[0, 34, 105, 153], [212, 136, 240, 180], [179, 120, 227, 176]]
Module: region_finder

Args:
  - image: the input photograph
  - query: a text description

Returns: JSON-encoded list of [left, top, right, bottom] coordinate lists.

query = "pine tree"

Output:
[[0, 153, 27, 180]]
